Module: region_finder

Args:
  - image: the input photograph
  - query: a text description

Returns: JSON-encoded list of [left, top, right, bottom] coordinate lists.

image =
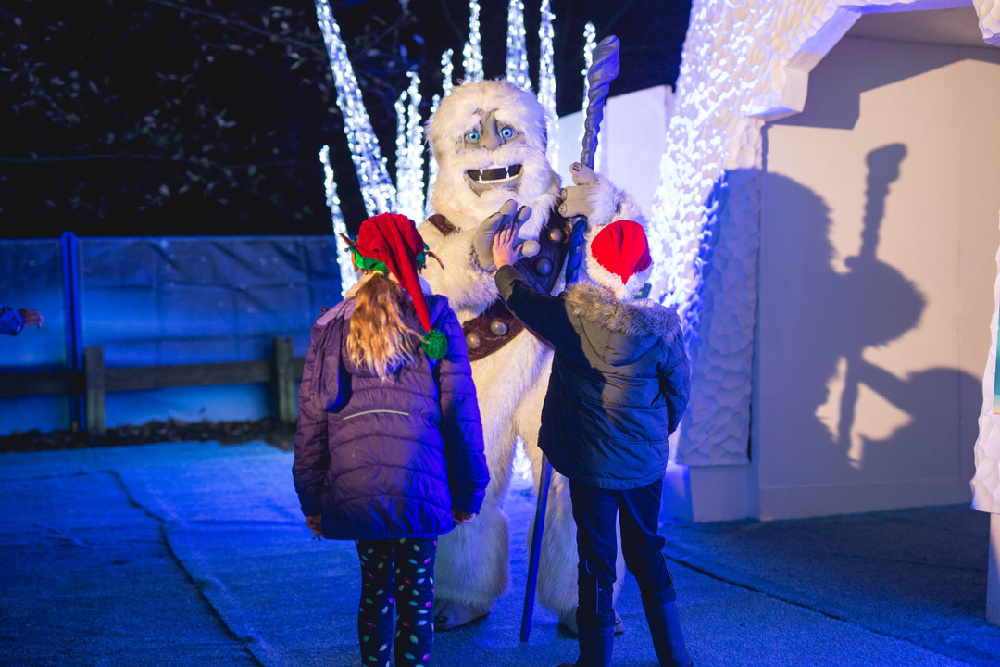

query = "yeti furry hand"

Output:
[[472, 199, 536, 270], [558, 162, 606, 220]]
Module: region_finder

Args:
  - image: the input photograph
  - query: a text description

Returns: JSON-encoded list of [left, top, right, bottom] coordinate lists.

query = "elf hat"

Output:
[[585, 219, 654, 298], [341, 212, 447, 359]]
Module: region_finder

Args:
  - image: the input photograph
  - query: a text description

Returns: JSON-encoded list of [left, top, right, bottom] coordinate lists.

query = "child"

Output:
[[492, 218, 693, 667], [294, 212, 489, 667]]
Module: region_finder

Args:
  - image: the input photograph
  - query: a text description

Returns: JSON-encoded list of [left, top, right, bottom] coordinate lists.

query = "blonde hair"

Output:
[[346, 272, 423, 379]]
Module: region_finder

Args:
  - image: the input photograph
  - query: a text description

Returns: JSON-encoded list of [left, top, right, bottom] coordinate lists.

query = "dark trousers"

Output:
[[569, 478, 677, 629], [355, 536, 437, 667]]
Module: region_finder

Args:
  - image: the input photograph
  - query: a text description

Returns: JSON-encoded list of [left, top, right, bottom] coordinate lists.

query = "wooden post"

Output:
[[989, 513, 1000, 626], [83, 346, 106, 436], [273, 336, 296, 425]]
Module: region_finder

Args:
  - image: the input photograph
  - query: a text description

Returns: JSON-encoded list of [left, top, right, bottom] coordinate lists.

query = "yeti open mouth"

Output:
[[466, 164, 522, 183]]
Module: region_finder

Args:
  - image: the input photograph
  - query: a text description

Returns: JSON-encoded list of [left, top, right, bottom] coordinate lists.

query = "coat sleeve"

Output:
[[434, 302, 489, 515], [292, 317, 338, 517], [494, 265, 569, 347], [658, 334, 691, 435]]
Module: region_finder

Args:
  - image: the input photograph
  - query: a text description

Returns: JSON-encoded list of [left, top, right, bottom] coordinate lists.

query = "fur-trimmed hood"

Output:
[[564, 282, 682, 364]]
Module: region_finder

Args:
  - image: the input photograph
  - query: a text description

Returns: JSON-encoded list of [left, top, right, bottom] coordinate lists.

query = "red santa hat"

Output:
[[343, 212, 447, 359], [586, 218, 654, 298]]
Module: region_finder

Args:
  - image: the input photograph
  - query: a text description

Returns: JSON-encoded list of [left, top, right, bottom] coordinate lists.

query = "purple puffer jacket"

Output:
[[293, 293, 489, 540]]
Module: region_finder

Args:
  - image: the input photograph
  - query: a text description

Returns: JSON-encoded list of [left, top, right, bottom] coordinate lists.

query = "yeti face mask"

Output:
[[460, 110, 527, 195]]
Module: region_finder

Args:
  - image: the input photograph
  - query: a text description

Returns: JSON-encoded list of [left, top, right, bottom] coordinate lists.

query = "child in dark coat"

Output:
[[492, 218, 693, 667], [294, 212, 489, 667]]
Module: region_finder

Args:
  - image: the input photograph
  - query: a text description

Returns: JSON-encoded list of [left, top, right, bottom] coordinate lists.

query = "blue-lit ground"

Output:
[[1, 440, 997, 667]]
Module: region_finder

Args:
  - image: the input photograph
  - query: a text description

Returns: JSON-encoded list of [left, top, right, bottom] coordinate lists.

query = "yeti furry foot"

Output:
[[433, 598, 490, 632], [556, 608, 625, 636]]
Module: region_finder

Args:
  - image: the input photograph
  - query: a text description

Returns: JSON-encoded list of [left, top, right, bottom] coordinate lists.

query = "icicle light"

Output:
[[426, 93, 442, 218], [319, 145, 357, 295], [538, 0, 558, 163], [442, 48, 455, 97], [506, 0, 531, 91], [579, 22, 602, 168], [394, 71, 425, 222], [314, 0, 397, 217], [463, 0, 484, 83]]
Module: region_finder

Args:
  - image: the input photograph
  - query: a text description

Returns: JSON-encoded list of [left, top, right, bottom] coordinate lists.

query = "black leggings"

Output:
[[355, 536, 437, 667]]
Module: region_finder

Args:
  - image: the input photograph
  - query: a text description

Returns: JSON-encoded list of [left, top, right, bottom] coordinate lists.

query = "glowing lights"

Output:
[[318, 145, 357, 295], [580, 22, 602, 168], [314, 0, 397, 218], [394, 71, 425, 223], [506, 0, 532, 92], [538, 0, 558, 163], [441, 48, 455, 98], [463, 0, 484, 83]]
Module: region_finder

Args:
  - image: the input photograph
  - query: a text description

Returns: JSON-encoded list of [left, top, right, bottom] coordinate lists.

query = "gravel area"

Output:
[[0, 418, 295, 453]]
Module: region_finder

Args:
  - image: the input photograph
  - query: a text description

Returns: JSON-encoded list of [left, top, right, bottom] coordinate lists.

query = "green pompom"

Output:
[[421, 329, 448, 360]]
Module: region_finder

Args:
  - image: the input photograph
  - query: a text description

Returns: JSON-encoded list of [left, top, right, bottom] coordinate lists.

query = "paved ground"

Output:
[[1, 440, 998, 666]]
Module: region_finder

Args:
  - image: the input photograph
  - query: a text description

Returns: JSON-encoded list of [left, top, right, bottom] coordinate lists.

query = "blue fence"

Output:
[[0, 234, 344, 435]]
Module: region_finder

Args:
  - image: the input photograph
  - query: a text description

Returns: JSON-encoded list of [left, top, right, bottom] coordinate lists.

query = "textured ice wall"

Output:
[[661, 0, 999, 467], [973, 215, 1000, 514]]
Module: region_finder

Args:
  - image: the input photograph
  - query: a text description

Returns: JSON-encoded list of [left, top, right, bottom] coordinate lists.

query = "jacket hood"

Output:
[[564, 282, 682, 365]]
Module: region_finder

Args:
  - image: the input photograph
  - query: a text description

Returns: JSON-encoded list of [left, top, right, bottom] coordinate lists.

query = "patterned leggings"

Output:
[[355, 537, 436, 667]]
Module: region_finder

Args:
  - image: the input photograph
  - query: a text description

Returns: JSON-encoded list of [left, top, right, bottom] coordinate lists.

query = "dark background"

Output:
[[0, 0, 690, 239]]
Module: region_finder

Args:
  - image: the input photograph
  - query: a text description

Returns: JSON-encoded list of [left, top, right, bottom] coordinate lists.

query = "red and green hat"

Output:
[[341, 212, 447, 359]]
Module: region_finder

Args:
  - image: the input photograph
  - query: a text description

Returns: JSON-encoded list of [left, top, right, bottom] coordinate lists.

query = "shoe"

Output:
[[556, 623, 614, 667], [643, 600, 694, 666]]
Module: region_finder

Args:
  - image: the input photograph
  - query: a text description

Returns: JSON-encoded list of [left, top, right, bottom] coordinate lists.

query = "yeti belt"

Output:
[[429, 211, 570, 361]]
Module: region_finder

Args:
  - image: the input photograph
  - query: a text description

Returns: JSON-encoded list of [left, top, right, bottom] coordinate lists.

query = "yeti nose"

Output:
[[481, 124, 503, 150]]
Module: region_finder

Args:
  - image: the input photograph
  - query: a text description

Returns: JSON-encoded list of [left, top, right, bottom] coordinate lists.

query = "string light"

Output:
[[314, 0, 397, 217], [580, 22, 602, 168], [537, 0, 558, 163], [463, 0, 484, 83], [319, 145, 357, 295], [441, 48, 455, 98], [394, 71, 425, 222], [506, 0, 532, 91]]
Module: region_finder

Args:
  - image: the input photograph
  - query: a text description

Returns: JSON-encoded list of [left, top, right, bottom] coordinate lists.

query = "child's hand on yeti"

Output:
[[492, 220, 522, 269], [473, 199, 532, 270]]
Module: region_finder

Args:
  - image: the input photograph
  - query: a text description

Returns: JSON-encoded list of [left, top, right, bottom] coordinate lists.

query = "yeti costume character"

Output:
[[418, 79, 647, 631]]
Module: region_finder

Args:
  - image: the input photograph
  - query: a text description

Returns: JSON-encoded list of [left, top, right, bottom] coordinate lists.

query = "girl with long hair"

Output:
[[293, 212, 489, 667]]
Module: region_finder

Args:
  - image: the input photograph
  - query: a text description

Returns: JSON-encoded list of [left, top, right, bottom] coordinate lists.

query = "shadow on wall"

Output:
[[759, 146, 979, 482]]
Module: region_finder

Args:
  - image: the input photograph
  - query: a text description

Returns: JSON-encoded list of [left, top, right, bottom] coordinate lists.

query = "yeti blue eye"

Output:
[[499, 127, 515, 139], [465, 130, 481, 142]]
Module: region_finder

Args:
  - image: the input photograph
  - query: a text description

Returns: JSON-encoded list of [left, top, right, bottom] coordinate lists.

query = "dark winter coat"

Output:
[[293, 293, 489, 540], [495, 266, 690, 490]]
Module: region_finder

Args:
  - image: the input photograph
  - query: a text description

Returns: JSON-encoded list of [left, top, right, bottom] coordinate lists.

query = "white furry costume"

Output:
[[418, 80, 646, 623]]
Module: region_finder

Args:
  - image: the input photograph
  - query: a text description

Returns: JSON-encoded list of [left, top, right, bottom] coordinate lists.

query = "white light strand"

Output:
[[394, 71, 425, 222], [581, 22, 596, 117], [506, 0, 532, 91], [537, 0, 558, 163], [319, 145, 357, 295], [442, 48, 455, 98], [426, 92, 442, 218], [314, 0, 397, 217], [579, 22, 602, 167], [463, 0, 484, 83]]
